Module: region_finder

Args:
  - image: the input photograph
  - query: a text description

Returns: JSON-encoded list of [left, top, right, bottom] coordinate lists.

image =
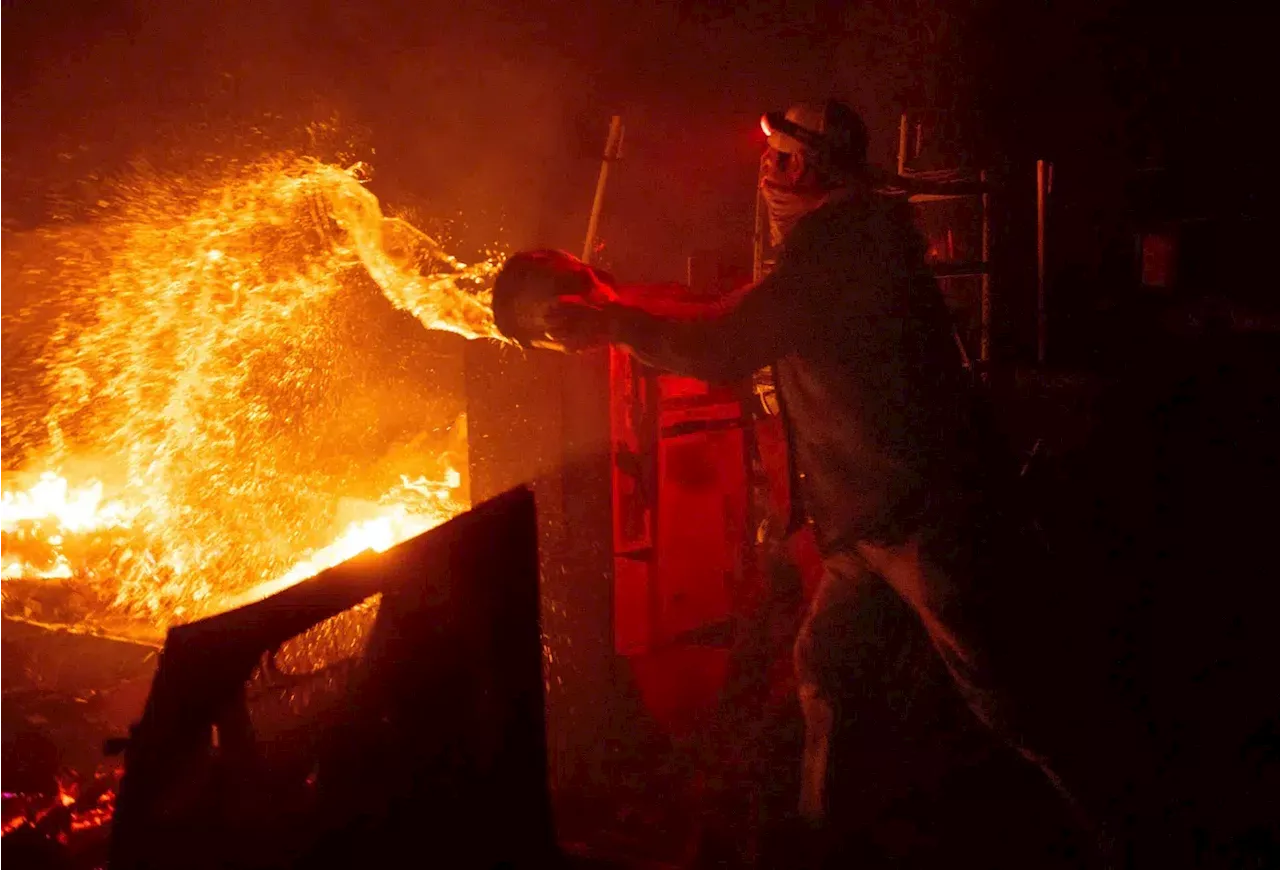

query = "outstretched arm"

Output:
[[597, 266, 812, 383], [568, 216, 843, 382], [546, 204, 901, 381]]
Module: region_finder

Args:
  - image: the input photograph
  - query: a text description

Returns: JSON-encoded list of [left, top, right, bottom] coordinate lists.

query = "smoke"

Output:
[[4, 0, 989, 282], [4, 2, 576, 252]]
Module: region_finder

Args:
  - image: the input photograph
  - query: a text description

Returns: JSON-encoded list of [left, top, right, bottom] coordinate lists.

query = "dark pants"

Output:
[[793, 521, 1104, 850]]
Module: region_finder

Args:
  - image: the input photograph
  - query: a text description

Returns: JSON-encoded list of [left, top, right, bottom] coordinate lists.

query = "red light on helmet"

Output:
[[760, 115, 773, 137]]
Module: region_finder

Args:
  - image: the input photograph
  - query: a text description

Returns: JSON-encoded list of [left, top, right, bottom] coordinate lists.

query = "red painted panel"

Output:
[[654, 427, 748, 644], [627, 647, 731, 738], [609, 346, 653, 556], [1141, 232, 1177, 288], [659, 374, 712, 401], [613, 556, 652, 656], [657, 373, 743, 408]]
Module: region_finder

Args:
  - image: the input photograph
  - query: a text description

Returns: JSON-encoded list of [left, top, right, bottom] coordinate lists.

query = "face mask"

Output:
[[761, 179, 826, 246], [760, 149, 830, 246]]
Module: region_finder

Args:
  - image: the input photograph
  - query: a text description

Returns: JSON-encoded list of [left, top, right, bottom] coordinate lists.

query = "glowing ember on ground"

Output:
[[1, 157, 504, 636]]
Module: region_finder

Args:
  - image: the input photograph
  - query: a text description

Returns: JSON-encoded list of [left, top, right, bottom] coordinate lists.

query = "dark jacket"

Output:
[[604, 191, 988, 551]]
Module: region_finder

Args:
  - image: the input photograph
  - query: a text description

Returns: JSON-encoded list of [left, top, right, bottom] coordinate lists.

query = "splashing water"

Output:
[[1, 157, 506, 637]]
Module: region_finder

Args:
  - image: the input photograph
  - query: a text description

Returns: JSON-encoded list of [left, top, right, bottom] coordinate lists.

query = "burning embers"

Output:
[[1, 157, 505, 637], [2, 767, 119, 857], [2, 474, 141, 581], [1, 468, 464, 630]]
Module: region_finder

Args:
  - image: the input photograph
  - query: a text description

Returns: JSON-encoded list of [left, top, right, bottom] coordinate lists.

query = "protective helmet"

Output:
[[761, 99, 868, 174]]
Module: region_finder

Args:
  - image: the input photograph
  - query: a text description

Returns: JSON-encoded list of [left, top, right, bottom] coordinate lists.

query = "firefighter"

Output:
[[531, 101, 1095, 857]]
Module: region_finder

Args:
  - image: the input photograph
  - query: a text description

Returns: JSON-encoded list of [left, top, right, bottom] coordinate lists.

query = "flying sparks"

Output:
[[1, 156, 504, 637]]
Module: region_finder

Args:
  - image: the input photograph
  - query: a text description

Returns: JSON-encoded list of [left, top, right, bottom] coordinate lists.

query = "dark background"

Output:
[[5, 0, 1272, 309], [5, 4, 1279, 864]]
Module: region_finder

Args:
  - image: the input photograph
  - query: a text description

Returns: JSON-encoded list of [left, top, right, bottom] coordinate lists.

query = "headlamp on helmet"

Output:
[[760, 100, 868, 174]]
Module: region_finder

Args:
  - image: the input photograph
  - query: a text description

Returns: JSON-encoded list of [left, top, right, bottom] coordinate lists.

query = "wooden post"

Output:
[[980, 169, 991, 364], [1036, 159, 1047, 365], [897, 112, 909, 176], [752, 186, 769, 282], [582, 115, 624, 264]]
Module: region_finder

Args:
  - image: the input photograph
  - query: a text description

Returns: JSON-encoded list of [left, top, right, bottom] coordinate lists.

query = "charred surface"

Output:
[[104, 486, 553, 870]]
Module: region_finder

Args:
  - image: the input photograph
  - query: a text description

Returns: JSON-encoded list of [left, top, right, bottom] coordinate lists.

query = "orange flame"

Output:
[[1, 473, 139, 580], [1, 157, 502, 636]]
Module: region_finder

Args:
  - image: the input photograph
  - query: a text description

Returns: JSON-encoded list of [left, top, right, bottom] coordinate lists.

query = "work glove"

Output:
[[543, 294, 614, 351]]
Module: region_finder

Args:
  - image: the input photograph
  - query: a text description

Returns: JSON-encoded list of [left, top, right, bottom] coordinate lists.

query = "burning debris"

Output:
[[99, 487, 551, 870], [2, 157, 505, 637], [2, 765, 120, 862], [2, 613, 158, 867], [1, 156, 515, 863]]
